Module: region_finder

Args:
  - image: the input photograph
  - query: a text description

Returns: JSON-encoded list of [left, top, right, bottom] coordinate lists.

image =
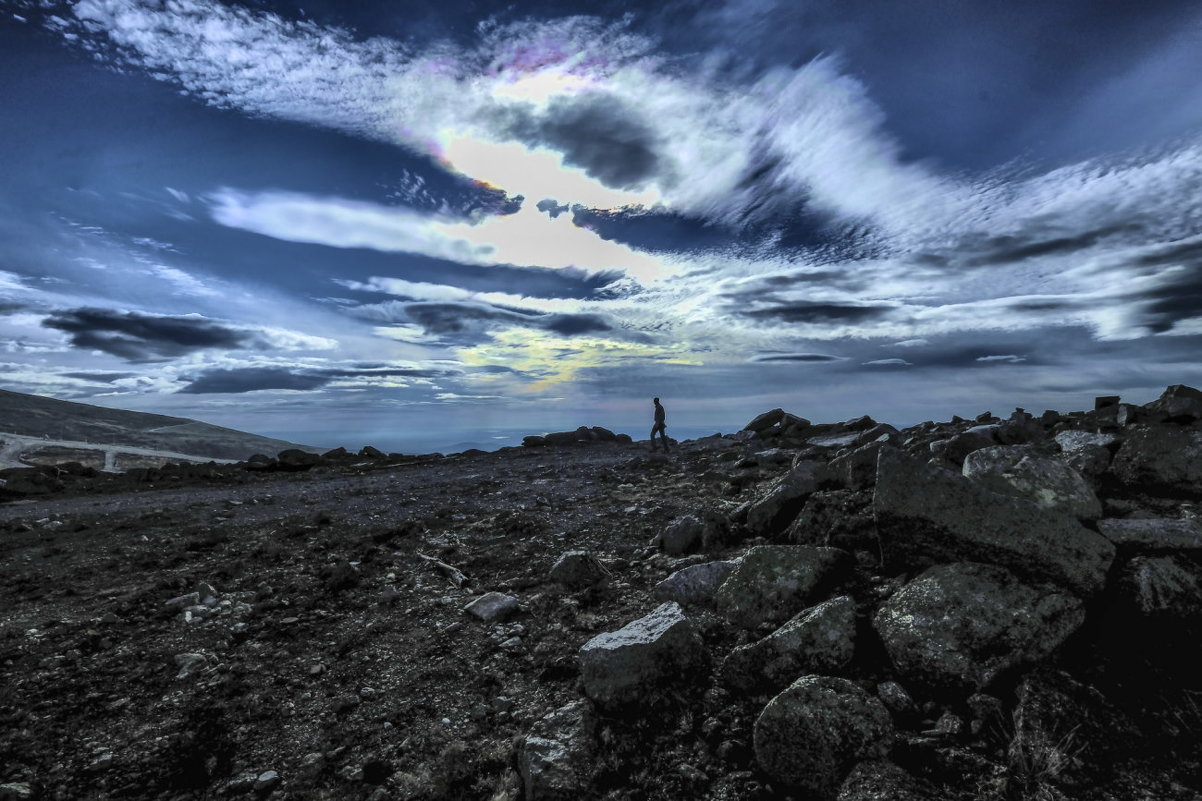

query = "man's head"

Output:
[[653, 397, 660, 404]]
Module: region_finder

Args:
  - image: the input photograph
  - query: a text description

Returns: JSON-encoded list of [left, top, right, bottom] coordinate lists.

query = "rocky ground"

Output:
[[2, 391, 1202, 800]]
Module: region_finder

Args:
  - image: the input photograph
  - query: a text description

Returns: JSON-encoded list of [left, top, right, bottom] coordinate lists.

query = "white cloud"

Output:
[[863, 358, 911, 366], [976, 354, 1027, 363]]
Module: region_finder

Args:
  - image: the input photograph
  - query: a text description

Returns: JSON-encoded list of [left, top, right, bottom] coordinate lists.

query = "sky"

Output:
[[2, 0, 1202, 453]]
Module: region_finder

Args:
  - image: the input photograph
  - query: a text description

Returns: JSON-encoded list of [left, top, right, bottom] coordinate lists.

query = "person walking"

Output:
[[650, 397, 670, 452]]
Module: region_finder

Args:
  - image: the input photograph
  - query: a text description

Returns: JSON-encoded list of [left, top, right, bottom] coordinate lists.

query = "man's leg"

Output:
[[649, 427, 658, 451]]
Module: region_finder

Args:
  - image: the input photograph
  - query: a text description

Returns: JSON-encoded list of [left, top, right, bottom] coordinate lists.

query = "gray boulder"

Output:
[[579, 602, 705, 706], [722, 595, 856, 691], [519, 700, 595, 800], [714, 545, 849, 628], [464, 592, 519, 622], [1145, 384, 1202, 422], [660, 515, 703, 556], [746, 461, 828, 533], [1096, 518, 1202, 553], [549, 552, 610, 589], [1111, 427, 1202, 491], [745, 408, 786, 432], [652, 559, 739, 606], [754, 675, 893, 799], [277, 448, 320, 471], [829, 440, 889, 491], [1054, 430, 1118, 452], [874, 562, 1085, 691], [962, 446, 1102, 520], [837, 760, 941, 801], [874, 447, 1114, 596], [928, 428, 995, 465]]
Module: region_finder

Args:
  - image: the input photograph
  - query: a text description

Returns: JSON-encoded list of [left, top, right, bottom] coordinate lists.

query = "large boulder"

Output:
[[714, 545, 849, 628], [1096, 518, 1202, 554], [549, 551, 610, 589], [753, 675, 893, 800], [519, 700, 595, 801], [928, 428, 995, 466], [828, 440, 889, 491], [652, 559, 739, 606], [744, 408, 786, 432], [1110, 427, 1202, 492], [1054, 431, 1118, 453], [578, 603, 705, 706], [873, 562, 1086, 692], [1010, 669, 1140, 782], [874, 448, 1114, 596], [787, 490, 876, 550], [277, 448, 321, 471], [837, 760, 941, 801], [962, 446, 1102, 520], [1144, 384, 1202, 422], [660, 515, 703, 556], [746, 461, 828, 533], [722, 595, 856, 691]]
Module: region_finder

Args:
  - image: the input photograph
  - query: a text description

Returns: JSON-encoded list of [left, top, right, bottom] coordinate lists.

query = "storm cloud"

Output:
[[42, 308, 249, 361]]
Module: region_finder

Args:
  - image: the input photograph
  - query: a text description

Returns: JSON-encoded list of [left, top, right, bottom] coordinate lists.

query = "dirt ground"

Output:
[[0, 439, 785, 801]]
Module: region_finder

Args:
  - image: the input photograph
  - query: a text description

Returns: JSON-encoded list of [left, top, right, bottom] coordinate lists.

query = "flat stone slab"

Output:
[[1097, 518, 1202, 553], [874, 447, 1113, 596], [873, 562, 1085, 691], [579, 602, 705, 706], [464, 592, 519, 622], [653, 559, 739, 606]]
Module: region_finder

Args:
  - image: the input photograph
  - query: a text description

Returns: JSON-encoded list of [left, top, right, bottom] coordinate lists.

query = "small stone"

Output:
[[464, 592, 520, 622], [255, 770, 280, 791], [0, 784, 32, 801], [165, 592, 200, 609], [333, 694, 361, 713], [876, 681, 916, 717], [173, 652, 207, 679], [549, 551, 610, 589]]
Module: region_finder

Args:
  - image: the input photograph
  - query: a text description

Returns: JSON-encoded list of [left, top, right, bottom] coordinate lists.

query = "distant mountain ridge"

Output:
[[0, 388, 321, 465]]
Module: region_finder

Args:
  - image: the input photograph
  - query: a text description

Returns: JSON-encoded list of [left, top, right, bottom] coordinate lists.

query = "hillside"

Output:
[[1, 386, 1202, 800], [0, 388, 321, 466]]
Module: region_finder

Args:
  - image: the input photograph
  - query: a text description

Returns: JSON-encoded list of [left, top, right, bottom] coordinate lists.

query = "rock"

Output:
[[579, 602, 705, 706], [714, 545, 849, 628], [165, 592, 201, 609], [549, 552, 610, 589], [1096, 518, 1202, 553], [614, 433, 633, 444], [359, 445, 385, 458], [788, 490, 876, 550], [807, 431, 865, 450], [519, 700, 595, 801], [745, 408, 786, 432], [174, 652, 208, 679], [0, 784, 33, 801], [722, 595, 856, 691], [1059, 444, 1112, 482], [464, 592, 519, 622], [590, 426, 617, 441], [277, 448, 320, 471], [837, 760, 940, 801], [322, 446, 349, 459], [962, 446, 1102, 520], [1054, 431, 1118, 452], [874, 447, 1114, 596], [753, 675, 893, 799], [829, 441, 889, 491], [876, 681, 917, 718], [544, 431, 581, 446], [1011, 669, 1139, 777], [1111, 427, 1202, 492], [923, 710, 964, 736], [873, 562, 1085, 691], [928, 429, 995, 466], [746, 461, 828, 533], [1145, 384, 1202, 422], [652, 559, 739, 606], [523, 435, 548, 447], [255, 770, 280, 791], [661, 515, 704, 556]]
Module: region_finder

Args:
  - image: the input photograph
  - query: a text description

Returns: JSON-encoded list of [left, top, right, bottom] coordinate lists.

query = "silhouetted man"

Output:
[[650, 397, 669, 452]]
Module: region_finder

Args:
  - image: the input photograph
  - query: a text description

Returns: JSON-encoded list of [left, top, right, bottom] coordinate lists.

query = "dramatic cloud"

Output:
[[42, 308, 250, 361], [751, 353, 847, 363]]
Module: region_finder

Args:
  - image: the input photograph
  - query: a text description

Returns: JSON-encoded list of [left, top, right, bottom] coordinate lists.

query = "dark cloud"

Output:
[[62, 371, 139, 383], [536, 198, 570, 219], [42, 308, 249, 361], [0, 301, 26, 314], [179, 367, 330, 394], [364, 300, 616, 339], [958, 225, 1135, 268], [504, 93, 662, 189], [751, 353, 846, 363], [178, 363, 463, 394], [742, 303, 894, 324]]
